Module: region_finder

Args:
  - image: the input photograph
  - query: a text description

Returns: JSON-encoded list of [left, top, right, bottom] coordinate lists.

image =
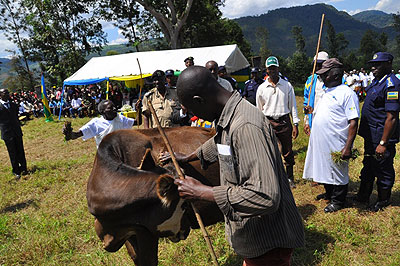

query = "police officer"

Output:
[[356, 52, 400, 211], [142, 70, 179, 129], [165, 69, 176, 89], [184, 56, 194, 68], [241, 67, 263, 105]]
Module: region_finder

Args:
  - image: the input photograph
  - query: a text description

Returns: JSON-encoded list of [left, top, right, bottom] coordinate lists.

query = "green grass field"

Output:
[[1, 95, 400, 265]]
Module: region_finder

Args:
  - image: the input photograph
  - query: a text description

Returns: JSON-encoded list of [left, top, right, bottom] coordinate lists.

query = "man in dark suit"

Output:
[[0, 88, 27, 179]]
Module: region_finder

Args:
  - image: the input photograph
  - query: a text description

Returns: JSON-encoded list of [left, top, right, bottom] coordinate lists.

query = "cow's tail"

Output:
[[156, 174, 179, 207]]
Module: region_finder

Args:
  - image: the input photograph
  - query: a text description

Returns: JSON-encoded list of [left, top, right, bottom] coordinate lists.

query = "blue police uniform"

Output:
[[357, 53, 400, 208], [241, 79, 263, 105]]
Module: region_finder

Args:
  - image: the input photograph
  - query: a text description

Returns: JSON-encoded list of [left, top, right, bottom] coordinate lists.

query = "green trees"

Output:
[[359, 29, 388, 65], [325, 19, 348, 58], [22, 0, 106, 84], [287, 26, 310, 85], [0, 0, 35, 90], [255, 27, 271, 64], [393, 13, 400, 58], [99, 0, 194, 49]]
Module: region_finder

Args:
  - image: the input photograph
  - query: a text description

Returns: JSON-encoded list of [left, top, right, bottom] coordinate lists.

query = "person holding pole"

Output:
[[161, 66, 304, 266], [303, 51, 329, 135], [302, 58, 359, 213]]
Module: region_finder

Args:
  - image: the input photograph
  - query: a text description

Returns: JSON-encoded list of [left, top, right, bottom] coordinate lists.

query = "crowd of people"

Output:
[[2, 51, 400, 265]]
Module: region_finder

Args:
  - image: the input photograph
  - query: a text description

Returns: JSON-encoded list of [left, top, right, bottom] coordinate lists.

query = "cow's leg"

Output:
[[125, 239, 138, 264], [125, 229, 159, 266]]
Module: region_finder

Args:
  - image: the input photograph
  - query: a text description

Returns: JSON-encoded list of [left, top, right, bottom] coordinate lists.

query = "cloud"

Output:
[[0, 34, 17, 58], [220, 0, 343, 18], [345, 9, 364, 15], [109, 38, 128, 45], [374, 0, 400, 14]]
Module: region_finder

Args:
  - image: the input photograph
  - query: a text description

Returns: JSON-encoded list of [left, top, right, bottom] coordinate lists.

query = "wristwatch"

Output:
[[379, 140, 386, 146], [294, 123, 299, 126]]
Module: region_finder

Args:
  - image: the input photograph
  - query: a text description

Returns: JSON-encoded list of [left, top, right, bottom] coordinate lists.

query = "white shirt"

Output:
[[71, 98, 82, 108], [80, 114, 135, 148], [256, 77, 300, 124], [303, 84, 359, 185], [359, 72, 369, 87], [217, 77, 233, 92]]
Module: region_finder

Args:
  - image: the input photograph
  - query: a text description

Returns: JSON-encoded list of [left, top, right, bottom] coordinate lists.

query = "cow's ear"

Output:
[[138, 148, 156, 170]]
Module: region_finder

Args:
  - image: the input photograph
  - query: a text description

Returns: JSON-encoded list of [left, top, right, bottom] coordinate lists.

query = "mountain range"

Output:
[[235, 3, 396, 57]]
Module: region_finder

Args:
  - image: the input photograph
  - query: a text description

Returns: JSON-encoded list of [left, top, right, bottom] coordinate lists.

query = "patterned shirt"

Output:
[[196, 91, 304, 258], [142, 87, 179, 128]]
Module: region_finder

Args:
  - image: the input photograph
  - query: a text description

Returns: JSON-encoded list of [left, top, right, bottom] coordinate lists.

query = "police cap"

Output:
[[152, 70, 165, 80], [368, 52, 394, 63], [184, 56, 194, 62], [251, 67, 260, 73], [165, 69, 174, 76]]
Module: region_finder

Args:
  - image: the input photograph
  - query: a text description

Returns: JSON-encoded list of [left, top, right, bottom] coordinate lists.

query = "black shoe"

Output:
[[352, 195, 369, 204], [14, 173, 21, 180], [21, 170, 29, 176], [369, 200, 391, 212], [324, 203, 343, 213], [315, 193, 330, 201]]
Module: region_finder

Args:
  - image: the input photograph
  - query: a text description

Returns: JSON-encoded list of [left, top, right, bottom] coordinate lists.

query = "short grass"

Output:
[[1, 94, 400, 265]]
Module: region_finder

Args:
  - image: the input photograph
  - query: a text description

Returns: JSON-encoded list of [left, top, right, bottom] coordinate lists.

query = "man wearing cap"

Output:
[[0, 88, 28, 179], [218, 66, 237, 90], [303, 51, 329, 135], [256, 56, 300, 187], [142, 70, 179, 129], [165, 69, 176, 89], [303, 58, 359, 213], [205, 60, 234, 92], [356, 52, 400, 212], [242, 67, 264, 105], [184, 57, 194, 68]]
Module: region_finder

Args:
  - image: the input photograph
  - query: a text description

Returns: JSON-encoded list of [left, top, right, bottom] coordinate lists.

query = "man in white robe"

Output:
[[63, 100, 140, 148], [303, 58, 359, 213]]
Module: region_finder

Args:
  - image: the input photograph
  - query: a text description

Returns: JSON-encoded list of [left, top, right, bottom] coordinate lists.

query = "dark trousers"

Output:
[[324, 184, 348, 206], [243, 248, 293, 266], [4, 136, 27, 175], [267, 114, 295, 166], [360, 142, 396, 190]]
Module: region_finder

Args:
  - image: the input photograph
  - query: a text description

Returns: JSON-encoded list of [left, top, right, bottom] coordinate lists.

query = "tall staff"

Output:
[[306, 13, 325, 111], [147, 101, 219, 266], [136, 58, 144, 128]]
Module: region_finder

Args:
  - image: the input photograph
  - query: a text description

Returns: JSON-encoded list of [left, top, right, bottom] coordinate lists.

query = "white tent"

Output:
[[64, 44, 249, 84]]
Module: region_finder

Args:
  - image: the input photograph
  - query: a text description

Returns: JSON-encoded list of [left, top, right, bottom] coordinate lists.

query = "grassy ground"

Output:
[[1, 95, 400, 265]]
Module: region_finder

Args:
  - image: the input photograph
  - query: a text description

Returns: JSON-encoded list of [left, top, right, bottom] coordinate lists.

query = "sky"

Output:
[[1, 0, 400, 58]]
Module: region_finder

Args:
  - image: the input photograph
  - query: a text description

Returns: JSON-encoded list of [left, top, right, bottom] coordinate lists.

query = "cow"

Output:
[[86, 126, 223, 265]]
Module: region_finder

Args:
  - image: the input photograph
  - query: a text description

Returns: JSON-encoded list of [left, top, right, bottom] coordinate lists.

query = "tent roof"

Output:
[[64, 44, 249, 84]]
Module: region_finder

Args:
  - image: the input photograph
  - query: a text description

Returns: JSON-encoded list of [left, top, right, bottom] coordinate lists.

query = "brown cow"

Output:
[[87, 126, 223, 265]]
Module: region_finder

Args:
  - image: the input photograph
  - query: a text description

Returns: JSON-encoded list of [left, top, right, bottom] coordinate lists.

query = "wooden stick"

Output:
[[307, 13, 325, 107], [148, 101, 219, 266], [136, 58, 144, 129]]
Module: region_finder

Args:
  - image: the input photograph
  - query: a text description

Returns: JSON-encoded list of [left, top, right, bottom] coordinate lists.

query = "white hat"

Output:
[[313, 51, 329, 63]]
